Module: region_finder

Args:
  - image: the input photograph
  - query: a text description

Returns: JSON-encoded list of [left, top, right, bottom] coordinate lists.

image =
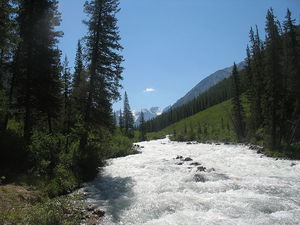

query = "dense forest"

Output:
[[144, 9, 300, 152], [0, 0, 138, 199]]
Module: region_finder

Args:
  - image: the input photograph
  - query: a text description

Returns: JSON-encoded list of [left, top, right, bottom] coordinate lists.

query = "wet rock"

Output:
[[93, 209, 105, 217], [177, 162, 183, 165], [194, 174, 206, 182], [86, 204, 95, 212], [183, 157, 193, 161], [197, 166, 206, 172], [187, 142, 192, 145], [190, 162, 201, 166], [291, 162, 296, 167], [176, 155, 183, 159], [216, 143, 221, 145]]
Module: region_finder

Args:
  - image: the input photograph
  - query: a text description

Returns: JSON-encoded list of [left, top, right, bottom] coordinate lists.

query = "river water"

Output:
[[84, 138, 300, 225]]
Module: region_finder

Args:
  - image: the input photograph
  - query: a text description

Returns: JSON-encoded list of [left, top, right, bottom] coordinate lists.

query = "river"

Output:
[[84, 137, 300, 225]]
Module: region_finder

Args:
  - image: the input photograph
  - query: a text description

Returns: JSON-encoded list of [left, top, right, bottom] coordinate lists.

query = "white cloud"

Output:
[[144, 88, 156, 93]]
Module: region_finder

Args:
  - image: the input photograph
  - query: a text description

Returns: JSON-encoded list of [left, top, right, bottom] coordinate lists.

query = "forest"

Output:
[[144, 9, 300, 153], [0, 0, 140, 198]]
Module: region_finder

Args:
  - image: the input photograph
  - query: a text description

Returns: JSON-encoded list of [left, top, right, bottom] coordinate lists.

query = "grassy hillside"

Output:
[[148, 99, 237, 142]]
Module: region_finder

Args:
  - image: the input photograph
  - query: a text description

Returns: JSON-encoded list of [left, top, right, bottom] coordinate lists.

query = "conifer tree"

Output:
[[0, 0, 18, 130], [231, 63, 245, 141], [248, 26, 264, 131], [73, 40, 84, 89], [72, 40, 87, 118], [282, 9, 300, 144], [119, 109, 124, 130], [80, 0, 123, 148], [263, 8, 283, 148], [123, 92, 134, 132], [139, 111, 146, 141], [62, 56, 72, 133], [15, 0, 62, 140]]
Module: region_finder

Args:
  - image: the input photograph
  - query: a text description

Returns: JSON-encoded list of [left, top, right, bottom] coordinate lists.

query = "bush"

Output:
[[24, 195, 83, 225], [0, 130, 26, 180], [109, 134, 134, 158]]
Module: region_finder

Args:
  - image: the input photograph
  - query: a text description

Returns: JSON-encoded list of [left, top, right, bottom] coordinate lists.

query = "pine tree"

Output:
[[139, 111, 146, 141], [0, 0, 18, 130], [72, 40, 87, 118], [231, 63, 245, 141], [80, 0, 123, 148], [14, 0, 62, 141], [263, 8, 284, 148], [282, 9, 300, 144], [73, 40, 84, 89], [123, 92, 134, 132], [62, 56, 72, 133], [248, 26, 264, 131], [119, 109, 124, 130]]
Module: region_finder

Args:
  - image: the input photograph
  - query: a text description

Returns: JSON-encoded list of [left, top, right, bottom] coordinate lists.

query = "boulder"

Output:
[[93, 209, 105, 217], [176, 155, 183, 159], [183, 157, 193, 161], [190, 162, 201, 166], [197, 166, 206, 172]]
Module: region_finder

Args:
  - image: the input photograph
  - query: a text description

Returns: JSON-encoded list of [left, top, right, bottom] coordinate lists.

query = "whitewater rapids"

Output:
[[84, 137, 300, 225]]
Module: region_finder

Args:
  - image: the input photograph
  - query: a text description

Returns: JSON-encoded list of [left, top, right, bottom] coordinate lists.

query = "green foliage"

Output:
[[144, 68, 247, 133], [148, 99, 236, 142]]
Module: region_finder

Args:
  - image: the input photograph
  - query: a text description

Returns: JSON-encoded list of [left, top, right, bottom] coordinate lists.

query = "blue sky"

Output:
[[58, 0, 300, 111]]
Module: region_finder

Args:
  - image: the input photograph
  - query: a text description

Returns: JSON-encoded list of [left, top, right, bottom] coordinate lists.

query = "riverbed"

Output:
[[84, 138, 300, 225]]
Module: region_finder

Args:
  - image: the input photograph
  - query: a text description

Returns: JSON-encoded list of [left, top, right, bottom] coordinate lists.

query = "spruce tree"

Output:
[[119, 109, 124, 130], [123, 92, 134, 132], [139, 111, 146, 141], [248, 26, 264, 131], [282, 9, 300, 144], [15, 0, 62, 141], [263, 8, 283, 148], [231, 63, 245, 141], [72, 40, 87, 118], [80, 0, 123, 148], [0, 0, 17, 130], [73, 40, 84, 89], [62, 56, 72, 133]]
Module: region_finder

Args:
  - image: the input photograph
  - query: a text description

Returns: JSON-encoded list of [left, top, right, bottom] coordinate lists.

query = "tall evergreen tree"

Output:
[[14, 0, 62, 141], [62, 56, 72, 133], [123, 91, 134, 132], [231, 63, 245, 141], [72, 40, 87, 118], [80, 0, 123, 148], [73, 40, 84, 89], [119, 109, 124, 129], [282, 9, 300, 144], [248, 26, 264, 131], [263, 8, 284, 148], [0, 0, 18, 130], [139, 110, 146, 141]]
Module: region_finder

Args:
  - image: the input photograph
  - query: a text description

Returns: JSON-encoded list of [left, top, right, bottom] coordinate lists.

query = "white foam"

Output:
[[84, 138, 300, 225]]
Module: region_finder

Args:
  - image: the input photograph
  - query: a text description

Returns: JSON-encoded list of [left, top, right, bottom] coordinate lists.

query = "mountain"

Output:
[[115, 107, 163, 126], [170, 61, 246, 109]]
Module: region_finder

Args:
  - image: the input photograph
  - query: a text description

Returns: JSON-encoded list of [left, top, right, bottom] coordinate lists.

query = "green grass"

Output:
[[0, 185, 85, 225], [148, 99, 237, 142]]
